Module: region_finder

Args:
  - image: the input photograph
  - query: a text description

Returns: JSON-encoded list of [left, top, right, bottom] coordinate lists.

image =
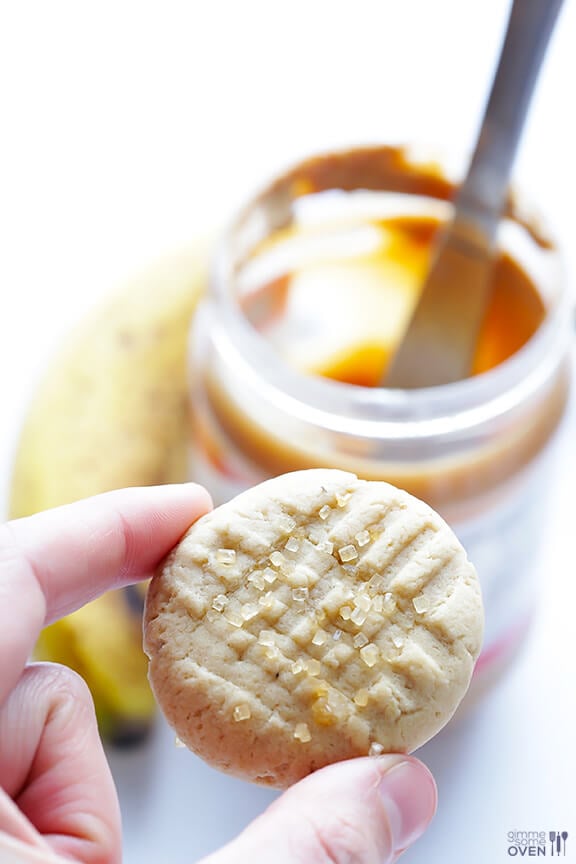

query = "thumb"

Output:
[[203, 755, 436, 864]]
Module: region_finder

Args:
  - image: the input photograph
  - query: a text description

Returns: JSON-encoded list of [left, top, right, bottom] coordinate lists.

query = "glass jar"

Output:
[[189, 145, 572, 700]]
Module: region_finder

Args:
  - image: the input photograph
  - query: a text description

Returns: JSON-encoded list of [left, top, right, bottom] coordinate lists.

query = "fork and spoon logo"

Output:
[[549, 831, 568, 856]]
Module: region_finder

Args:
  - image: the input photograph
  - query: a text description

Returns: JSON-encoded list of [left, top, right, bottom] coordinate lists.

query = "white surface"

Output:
[[1, 2, 575, 862]]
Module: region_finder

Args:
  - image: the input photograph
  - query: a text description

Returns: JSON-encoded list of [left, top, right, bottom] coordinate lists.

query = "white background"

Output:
[[1, 2, 575, 862]]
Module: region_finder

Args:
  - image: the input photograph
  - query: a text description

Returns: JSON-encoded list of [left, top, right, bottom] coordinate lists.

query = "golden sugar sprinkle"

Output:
[[292, 587, 309, 602], [285, 537, 300, 553], [306, 658, 321, 676], [211, 594, 228, 612], [312, 630, 327, 646], [353, 632, 369, 648], [233, 704, 251, 722], [241, 603, 259, 621], [360, 644, 379, 667], [350, 607, 368, 627], [247, 571, 265, 590], [354, 689, 369, 707], [269, 551, 285, 568], [216, 548, 236, 565], [413, 594, 430, 614], [355, 594, 371, 612], [355, 530, 370, 547], [312, 697, 336, 726], [338, 544, 358, 563], [294, 722, 312, 743], [258, 591, 275, 608], [336, 491, 352, 507], [372, 595, 384, 614], [319, 504, 332, 520], [224, 608, 243, 628]]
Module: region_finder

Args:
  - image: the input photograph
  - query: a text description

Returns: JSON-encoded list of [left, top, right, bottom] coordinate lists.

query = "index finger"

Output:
[[0, 483, 211, 706]]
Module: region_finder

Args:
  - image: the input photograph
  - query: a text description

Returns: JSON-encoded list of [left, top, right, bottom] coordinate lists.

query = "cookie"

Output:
[[144, 469, 483, 788]]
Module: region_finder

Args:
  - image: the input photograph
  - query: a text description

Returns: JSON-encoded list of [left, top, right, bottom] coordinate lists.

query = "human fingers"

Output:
[[0, 663, 120, 864], [0, 833, 67, 864], [0, 482, 212, 705], [202, 755, 436, 864], [0, 788, 51, 851]]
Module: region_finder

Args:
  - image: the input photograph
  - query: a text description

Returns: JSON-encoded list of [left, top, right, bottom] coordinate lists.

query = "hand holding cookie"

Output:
[[0, 477, 476, 863]]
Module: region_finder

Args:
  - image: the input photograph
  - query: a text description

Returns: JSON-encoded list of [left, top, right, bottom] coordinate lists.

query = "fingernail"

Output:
[[378, 758, 437, 853]]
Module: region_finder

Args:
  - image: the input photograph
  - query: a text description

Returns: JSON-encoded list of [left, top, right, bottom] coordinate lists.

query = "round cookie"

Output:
[[144, 469, 483, 788]]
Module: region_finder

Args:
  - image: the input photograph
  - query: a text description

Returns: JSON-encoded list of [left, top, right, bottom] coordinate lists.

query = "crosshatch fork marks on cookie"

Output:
[[161, 486, 465, 737], [144, 469, 483, 784]]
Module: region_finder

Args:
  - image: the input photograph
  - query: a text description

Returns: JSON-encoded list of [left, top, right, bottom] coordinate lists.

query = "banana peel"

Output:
[[36, 588, 156, 745], [9, 241, 211, 744]]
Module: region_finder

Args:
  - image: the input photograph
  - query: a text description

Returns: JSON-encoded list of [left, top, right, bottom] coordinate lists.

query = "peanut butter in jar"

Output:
[[189, 145, 572, 701]]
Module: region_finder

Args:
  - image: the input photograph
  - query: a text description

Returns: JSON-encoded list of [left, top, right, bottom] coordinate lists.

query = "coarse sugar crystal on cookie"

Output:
[[143, 469, 484, 788]]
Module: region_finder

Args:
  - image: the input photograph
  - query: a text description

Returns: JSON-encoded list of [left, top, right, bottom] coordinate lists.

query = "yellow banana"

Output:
[[35, 588, 157, 745], [9, 241, 211, 743]]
